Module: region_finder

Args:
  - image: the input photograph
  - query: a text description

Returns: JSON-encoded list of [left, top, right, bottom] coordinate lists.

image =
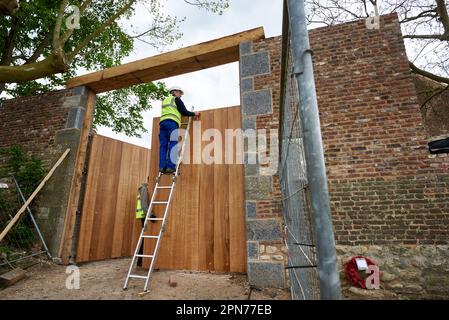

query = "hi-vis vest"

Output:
[[160, 96, 181, 127], [136, 194, 145, 219]]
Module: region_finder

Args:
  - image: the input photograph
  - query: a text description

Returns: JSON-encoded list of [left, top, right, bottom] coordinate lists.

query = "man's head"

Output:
[[169, 86, 184, 97]]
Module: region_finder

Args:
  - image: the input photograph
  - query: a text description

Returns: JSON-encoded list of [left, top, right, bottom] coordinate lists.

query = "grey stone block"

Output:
[[239, 42, 252, 56], [248, 261, 286, 288], [242, 117, 256, 130], [244, 164, 259, 176], [244, 152, 258, 165], [242, 90, 272, 116], [241, 78, 253, 93], [241, 52, 270, 77], [247, 241, 259, 260], [71, 86, 89, 96], [246, 201, 257, 219], [66, 107, 86, 129], [62, 95, 87, 109], [245, 176, 272, 200], [247, 219, 282, 241]]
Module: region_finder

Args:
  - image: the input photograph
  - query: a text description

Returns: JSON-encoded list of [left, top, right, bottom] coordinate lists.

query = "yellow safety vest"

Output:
[[136, 194, 145, 219], [160, 96, 181, 127]]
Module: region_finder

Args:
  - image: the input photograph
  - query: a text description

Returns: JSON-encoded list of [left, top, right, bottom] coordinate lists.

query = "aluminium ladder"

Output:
[[123, 111, 194, 293]]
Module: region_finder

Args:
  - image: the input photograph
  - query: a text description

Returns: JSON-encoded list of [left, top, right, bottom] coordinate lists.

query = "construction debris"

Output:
[[0, 268, 26, 288]]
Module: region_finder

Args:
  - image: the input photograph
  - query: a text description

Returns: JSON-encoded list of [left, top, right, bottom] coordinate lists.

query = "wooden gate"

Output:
[[76, 134, 150, 262], [76, 106, 247, 273]]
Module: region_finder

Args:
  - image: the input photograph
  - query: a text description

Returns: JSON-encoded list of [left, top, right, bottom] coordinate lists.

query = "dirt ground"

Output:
[[0, 258, 291, 300]]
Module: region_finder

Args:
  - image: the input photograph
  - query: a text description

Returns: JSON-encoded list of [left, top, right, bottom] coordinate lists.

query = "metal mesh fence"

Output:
[[0, 176, 49, 273], [279, 27, 320, 300]]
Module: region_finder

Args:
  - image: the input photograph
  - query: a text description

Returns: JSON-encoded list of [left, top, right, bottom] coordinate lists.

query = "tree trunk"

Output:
[[0, 51, 69, 83], [0, 0, 19, 16]]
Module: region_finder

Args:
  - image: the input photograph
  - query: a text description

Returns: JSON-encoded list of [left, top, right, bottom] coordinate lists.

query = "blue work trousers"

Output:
[[159, 119, 179, 170]]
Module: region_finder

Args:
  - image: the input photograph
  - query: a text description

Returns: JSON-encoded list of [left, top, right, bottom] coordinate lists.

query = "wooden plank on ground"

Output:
[[0, 268, 26, 288]]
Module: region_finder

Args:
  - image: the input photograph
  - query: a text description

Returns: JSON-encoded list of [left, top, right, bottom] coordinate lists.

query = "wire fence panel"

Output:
[[279, 28, 320, 300], [0, 176, 48, 273]]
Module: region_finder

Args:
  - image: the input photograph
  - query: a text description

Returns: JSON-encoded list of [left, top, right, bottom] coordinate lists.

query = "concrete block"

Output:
[[71, 86, 89, 96], [244, 164, 259, 176], [239, 42, 252, 56], [247, 241, 259, 260], [240, 52, 270, 77], [66, 107, 86, 130], [242, 90, 272, 116], [246, 219, 282, 241], [245, 201, 257, 219], [62, 95, 87, 109], [244, 176, 272, 200], [248, 261, 286, 288], [241, 78, 253, 93], [242, 117, 256, 130]]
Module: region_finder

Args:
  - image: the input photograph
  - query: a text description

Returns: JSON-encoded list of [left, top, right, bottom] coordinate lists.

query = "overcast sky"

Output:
[[96, 0, 284, 149]]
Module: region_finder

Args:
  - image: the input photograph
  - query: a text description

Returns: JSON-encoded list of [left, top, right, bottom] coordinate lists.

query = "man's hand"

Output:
[[194, 111, 200, 120]]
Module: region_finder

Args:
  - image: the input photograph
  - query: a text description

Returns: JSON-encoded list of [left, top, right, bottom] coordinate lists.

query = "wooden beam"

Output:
[[66, 27, 265, 93], [0, 149, 71, 242]]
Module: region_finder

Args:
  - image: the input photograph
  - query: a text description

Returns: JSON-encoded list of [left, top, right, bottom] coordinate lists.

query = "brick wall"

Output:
[[0, 87, 93, 257], [0, 90, 71, 168], [309, 13, 449, 246]]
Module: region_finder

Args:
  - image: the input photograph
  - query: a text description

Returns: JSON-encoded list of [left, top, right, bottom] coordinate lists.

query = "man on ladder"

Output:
[[159, 86, 199, 174], [123, 86, 198, 293]]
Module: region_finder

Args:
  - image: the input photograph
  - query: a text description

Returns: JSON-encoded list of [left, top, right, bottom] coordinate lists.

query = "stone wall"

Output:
[[337, 245, 449, 299], [240, 36, 286, 288], [0, 87, 92, 258]]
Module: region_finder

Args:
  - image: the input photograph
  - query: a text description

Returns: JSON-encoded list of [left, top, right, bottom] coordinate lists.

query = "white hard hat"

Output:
[[168, 86, 184, 94]]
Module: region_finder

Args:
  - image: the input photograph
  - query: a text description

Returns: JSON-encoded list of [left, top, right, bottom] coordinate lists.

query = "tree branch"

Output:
[[403, 34, 448, 40], [0, 16, 20, 65], [60, 0, 94, 46], [0, 52, 69, 83], [436, 0, 449, 36], [410, 61, 449, 85], [66, 0, 136, 61], [26, 31, 53, 64], [53, 0, 69, 50], [0, 0, 19, 16]]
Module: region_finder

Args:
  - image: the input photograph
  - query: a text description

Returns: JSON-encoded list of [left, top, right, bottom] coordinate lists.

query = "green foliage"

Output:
[[0, 146, 45, 199], [95, 82, 168, 137], [0, 146, 45, 249], [0, 0, 229, 137]]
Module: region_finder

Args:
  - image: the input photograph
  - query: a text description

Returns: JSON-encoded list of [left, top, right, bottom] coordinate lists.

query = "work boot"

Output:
[[165, 168, 175, 174], [159, 168, 166, 174]]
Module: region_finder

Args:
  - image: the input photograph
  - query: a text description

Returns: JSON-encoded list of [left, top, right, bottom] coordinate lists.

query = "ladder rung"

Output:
[[135, 254, 154, 258], [129, 275, 147, 279], [147, 217, 164, 221], [152, 201, 169, 204], [142, 235, 159, 239], [156, 186, 173, 189]]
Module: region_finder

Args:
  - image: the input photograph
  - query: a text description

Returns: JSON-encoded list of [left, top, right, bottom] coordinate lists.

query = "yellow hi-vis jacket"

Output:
[[136, 194, 145, 219], [160, 96, 181, 127]]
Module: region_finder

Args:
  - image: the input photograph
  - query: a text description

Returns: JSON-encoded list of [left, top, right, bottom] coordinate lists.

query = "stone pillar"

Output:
[[36, 86, 92, 258], [239, 40, 286, 288]]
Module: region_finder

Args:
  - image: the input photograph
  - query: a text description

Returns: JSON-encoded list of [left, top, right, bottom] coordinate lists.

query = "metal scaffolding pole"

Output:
[[286, 0, 341, 300]]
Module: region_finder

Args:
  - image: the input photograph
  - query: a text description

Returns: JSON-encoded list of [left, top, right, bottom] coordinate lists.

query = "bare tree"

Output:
[[305, 0, 449, 100]]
